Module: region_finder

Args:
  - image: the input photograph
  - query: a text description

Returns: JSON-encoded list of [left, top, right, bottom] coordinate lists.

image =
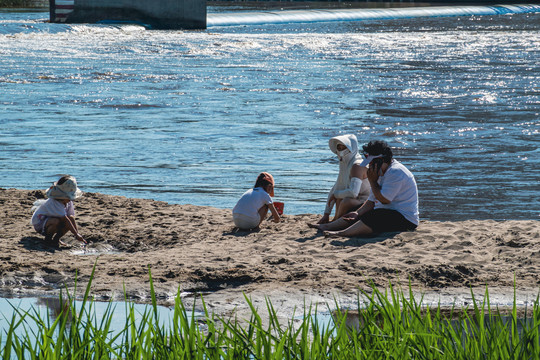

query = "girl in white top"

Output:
[[232, 172, 281, 230], [31, 175, 87, 247]]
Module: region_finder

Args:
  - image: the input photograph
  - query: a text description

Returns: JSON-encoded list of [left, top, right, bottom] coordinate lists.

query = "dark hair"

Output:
[[57, 175, 71, 185], [254, 173, 272, 189], [362, 140, 393, 163]]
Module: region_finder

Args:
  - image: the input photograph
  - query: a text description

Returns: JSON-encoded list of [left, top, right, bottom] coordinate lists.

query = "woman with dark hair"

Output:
[[232, 172, 281, 230], [312, 140, 419, 237]]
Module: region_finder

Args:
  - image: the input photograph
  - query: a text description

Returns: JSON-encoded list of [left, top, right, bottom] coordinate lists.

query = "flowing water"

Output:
[[1, 6, 539, 221]]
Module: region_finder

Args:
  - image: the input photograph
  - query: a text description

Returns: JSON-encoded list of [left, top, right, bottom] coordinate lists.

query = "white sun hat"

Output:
[[46, 176, 83, 200]]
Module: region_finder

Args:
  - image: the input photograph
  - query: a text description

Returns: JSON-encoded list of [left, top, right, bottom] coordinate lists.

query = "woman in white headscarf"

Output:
[[313, 134, 370, 224]]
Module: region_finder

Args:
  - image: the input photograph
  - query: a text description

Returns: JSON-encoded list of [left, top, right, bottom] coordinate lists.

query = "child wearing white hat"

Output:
[[31, 175, 87, 247]]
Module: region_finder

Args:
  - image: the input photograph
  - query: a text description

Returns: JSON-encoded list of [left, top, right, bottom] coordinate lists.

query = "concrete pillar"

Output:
[[62, 0, 206, 29]]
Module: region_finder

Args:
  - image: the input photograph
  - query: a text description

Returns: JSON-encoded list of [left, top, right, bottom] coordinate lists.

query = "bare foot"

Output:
[[58, 240, 72, 248], [307, 223, 321, 229], [323, 231, 341, 238]]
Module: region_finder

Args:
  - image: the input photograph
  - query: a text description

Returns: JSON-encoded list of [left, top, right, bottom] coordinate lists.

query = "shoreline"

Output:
[[1, 188, 538, 318]]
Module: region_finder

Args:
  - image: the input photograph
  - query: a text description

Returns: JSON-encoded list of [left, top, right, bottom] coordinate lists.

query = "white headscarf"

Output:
[[328, 134, 362, 192]]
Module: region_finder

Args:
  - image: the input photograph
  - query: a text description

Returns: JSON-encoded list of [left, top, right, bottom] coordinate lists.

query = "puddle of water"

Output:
[[0, 295, 204, 349], [309, 308, 537, 339], [69, 242, 118, 255]]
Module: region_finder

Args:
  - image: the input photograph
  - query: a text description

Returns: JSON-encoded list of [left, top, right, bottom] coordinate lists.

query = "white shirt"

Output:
[[232, 187, 272, 220], [31, 198, 75, 226], [368, 160, 419, 225]]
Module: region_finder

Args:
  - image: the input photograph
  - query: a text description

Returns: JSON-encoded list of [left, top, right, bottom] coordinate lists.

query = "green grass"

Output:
[[1, 266, 539, 359]]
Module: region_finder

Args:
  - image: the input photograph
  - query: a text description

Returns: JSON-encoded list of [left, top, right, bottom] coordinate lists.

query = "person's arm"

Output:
[[323, 184, 337, 215], [318, 184, 337, 224], [356, 199, 374, 217], [268, 203, 281, 223], [64, 215, 86, 243], [342, 200, 374, 222], [333, 165, 367, 199], [367, 163, 391, 204]]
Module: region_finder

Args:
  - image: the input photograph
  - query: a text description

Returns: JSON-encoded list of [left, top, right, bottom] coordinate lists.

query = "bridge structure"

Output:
[[49, 1, 540, 30], [49, 0, 206, 29]]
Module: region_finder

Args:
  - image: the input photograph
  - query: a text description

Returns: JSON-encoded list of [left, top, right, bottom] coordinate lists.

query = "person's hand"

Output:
[[367, 163, 380, 184], [342, 211, 359, 222], [317, 214, 330, 224], [75, 233, 87, 244]]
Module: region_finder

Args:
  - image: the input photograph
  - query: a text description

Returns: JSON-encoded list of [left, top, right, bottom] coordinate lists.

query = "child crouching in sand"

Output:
[[232, 172, 281, 230], [31, 175, 87, 247]]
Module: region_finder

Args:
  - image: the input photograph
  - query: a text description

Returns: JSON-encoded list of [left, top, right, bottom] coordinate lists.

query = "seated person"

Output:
[[313, 134, 370, 225], [313, 140, 419, 237]]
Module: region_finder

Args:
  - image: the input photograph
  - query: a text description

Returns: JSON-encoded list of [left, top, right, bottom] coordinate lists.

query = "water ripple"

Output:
[[0, 9, 539, 220]]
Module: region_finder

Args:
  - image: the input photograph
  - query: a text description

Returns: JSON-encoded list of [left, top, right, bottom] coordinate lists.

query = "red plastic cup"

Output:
[[274, 201, 284, 215]]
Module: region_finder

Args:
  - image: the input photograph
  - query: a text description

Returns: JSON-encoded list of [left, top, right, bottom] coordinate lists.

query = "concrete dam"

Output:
[[49, 1, 540, 30], [49, 0, 206, 29]]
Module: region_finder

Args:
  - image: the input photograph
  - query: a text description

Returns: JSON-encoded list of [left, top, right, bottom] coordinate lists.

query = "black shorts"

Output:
[[359, 209, 417, 233]]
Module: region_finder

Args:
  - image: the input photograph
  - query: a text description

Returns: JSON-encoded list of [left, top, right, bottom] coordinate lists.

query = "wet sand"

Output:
[[1, 188, 539, 318]]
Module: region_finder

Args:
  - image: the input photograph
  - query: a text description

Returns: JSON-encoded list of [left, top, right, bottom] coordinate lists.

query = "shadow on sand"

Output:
[[329, 232, 401, 247], [223, 226, 262, 237], [19, 236, 58, 253]]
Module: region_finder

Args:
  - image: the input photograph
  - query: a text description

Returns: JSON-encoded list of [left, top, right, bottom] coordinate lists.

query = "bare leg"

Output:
[[316, 217, 353, 232], [44, 217, 62, 246], [53, 228, 70, 246], [324, 220, 373, 238], [44, 217, 70, 246], [333, 198, 342, 219], [44, 217, 59, 235], [308, 220, 325, 229], [59, 216, 78, 246], [313, 213, 330, 225], [334, 198, 364, 220]]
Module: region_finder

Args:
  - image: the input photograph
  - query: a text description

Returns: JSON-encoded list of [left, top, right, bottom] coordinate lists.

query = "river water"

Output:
[[1, 6, 539, 221]]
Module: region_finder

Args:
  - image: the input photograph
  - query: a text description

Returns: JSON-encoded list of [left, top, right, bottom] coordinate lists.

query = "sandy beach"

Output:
[[1, 188, 539, 318]]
